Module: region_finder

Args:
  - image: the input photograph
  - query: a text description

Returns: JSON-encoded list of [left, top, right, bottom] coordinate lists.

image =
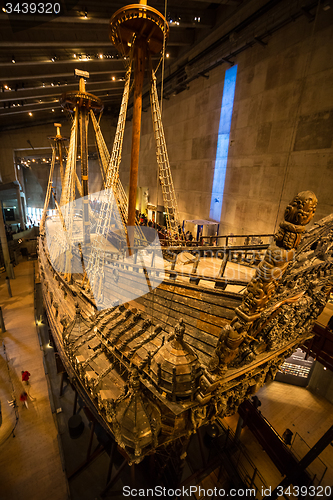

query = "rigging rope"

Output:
[[40, 145, 56, 234], [86, 67, 133, 301], [150, 70, 182, 241]]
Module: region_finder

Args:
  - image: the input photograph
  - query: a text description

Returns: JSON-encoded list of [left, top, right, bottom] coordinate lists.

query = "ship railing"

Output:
[[100, 240, 268, 289], [288, 432, 328, 487], [160, 233, 274, 247], [162, 243, 269, 286], [102, 254, 250, 292]]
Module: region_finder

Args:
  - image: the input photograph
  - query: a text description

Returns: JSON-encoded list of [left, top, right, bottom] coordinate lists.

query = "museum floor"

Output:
[[0, 261, 332, 500]]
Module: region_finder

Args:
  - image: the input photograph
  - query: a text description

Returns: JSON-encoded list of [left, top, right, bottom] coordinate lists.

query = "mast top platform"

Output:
[[109, 1, 168, 57], [60, 70, 103, 112], [48, 122, 68, 142]]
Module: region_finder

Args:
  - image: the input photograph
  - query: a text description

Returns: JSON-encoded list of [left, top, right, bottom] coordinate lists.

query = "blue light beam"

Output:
[[210, 65, 238, 221]]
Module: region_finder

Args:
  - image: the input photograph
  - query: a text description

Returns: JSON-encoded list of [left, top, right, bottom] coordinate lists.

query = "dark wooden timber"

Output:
[[127, 42, 146, 253]]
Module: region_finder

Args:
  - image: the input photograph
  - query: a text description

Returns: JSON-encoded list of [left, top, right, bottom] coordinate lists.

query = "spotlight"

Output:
[[12, 56, 16, 63], [29, 112, 33, 117], [99, 53, 103, 59], [166, 53, 170, 58], [51, 109, 55, 112], [112, 76, 116, 81]]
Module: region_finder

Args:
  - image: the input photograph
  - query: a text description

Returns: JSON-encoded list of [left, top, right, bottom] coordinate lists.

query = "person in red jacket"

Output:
[[21, 370, 31, 384]]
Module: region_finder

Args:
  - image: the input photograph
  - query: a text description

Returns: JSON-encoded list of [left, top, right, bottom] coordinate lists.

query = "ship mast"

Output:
[[109, 0, 169, 252], [60, 69, 104, 245], [51, 123, 66, 188]]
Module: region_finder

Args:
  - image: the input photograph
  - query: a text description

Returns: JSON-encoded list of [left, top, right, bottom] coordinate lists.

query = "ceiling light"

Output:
[[112, 76, 116, 81], [51, 57, 55, 62], [73, 53, 77, 58], [12, 57, 16, 63], [42, 83, 45, 87], [32, 158, 35, 162], [29, 112, 33, 116], [51, 82, 54, 86], [2, 7, 6, 12], [99, 53, 103, 59], [166, 53, 170, 58], [4, 85, 8, 89], [52, 109, 55, 112]]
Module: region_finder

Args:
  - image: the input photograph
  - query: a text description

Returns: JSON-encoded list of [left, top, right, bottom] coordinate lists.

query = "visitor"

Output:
[[20, 391, 28, 409], [22, 370, 31, 385], [282, 428, 293, 445]]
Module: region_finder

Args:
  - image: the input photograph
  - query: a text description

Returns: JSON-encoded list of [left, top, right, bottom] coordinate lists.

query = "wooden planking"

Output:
[[152, 285, 237, 318], [158, 280, 242, 307], [136, 295, 217, 346]]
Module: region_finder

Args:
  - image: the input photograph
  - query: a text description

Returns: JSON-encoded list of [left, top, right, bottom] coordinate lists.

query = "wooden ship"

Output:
[[38, 0, 333, 467]]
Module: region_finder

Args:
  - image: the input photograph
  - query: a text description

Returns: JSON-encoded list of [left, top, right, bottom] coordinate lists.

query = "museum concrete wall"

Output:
[[120, 6, 333, 236], [308, 362, 333, 405]]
